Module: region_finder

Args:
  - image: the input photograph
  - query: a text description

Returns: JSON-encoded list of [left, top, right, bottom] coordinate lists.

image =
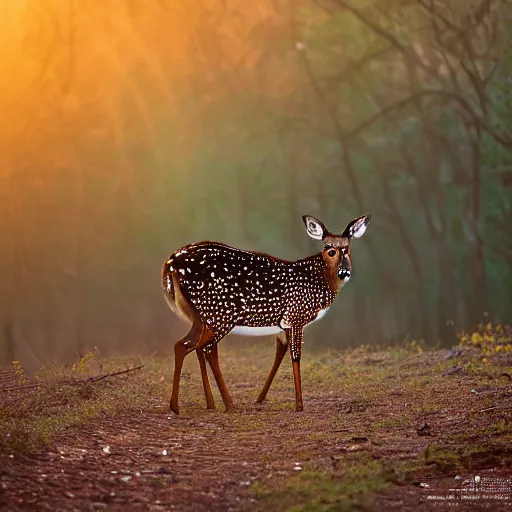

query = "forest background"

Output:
[[1, 0, 511, 368]]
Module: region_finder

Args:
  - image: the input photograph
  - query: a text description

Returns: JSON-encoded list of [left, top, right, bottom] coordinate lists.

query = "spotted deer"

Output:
[[162, 214, 370, 414]]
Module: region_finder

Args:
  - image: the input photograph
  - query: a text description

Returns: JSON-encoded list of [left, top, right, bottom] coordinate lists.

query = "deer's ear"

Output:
[[302, 215, 328, 241], [342, 215, 371, 239]]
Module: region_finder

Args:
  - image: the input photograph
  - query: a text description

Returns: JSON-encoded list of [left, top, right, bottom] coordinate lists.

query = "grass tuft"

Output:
[[251, 462, 389, 512]]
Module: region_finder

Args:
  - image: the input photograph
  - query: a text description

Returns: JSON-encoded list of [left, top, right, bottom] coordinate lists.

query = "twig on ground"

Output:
[[479, 406, 498, 412], [83, 365, 145, 383]]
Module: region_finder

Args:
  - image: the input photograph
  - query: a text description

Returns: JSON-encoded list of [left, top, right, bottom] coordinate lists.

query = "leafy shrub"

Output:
[[458, 323, 512, 355]]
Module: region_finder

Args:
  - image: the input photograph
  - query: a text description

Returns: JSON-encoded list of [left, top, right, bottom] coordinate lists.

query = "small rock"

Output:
[[443, 365, 463, 376], [102, 446, 111, 454], [444, 349, 464, 360], [120, 476, 132, 483], [91, 503, 108, 510], [64, 491, 75, 499], [162, 449, 168, 456], [416, 422, 431, 437]]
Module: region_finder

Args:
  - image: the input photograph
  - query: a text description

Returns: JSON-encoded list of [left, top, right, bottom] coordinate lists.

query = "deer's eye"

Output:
[[327, 249, 336, 258]]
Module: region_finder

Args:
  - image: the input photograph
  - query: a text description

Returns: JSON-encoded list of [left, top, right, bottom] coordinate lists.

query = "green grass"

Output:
[[251, 463, 389, 512], [0, 354, 166, 452]]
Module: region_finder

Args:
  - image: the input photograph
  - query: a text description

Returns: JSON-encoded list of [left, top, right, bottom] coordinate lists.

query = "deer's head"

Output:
[[302, 214, 371, 287]]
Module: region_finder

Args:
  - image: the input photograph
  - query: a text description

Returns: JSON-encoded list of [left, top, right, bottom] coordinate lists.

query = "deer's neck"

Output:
[[296, 253, 340, 299], [322, 254, 342, 296]]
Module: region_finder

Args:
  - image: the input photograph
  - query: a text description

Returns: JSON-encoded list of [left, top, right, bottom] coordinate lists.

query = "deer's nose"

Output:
[[338, 268, 351, 280]]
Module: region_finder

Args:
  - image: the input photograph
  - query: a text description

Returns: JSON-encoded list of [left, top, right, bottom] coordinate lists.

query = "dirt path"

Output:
[[1, 345, 512, 511], [1, 401, 426, 511], [2, 409, 258, 511]]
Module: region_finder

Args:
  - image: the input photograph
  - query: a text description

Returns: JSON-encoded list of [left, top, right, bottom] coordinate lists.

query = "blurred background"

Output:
[[1, 0, 511, 368]]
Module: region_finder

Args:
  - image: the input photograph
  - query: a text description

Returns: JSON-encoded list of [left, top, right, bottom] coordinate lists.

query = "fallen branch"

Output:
[[1, 365, 145, 392], [81, 365, 145, 383]]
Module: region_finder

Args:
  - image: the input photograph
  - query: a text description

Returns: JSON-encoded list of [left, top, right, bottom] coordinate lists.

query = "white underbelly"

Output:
[[170, 304, 331, 337], [301, 307, 330, 330], [233, 307, 331, 336], [230, 325, 283, 336], [310, 307, 328, 324]]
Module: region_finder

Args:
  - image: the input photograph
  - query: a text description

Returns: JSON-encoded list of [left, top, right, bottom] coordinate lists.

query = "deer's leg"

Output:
[[170, 327, 196, 415], [196, 347, 216, 410], [204, 342, 234, 412], [256, 333, 288, 404], [170, 321, 212, 415], [289, 327, 304, 412]]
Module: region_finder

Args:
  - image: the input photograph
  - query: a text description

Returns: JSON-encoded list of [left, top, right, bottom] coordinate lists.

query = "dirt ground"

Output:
[[1, 341, 512, 511]]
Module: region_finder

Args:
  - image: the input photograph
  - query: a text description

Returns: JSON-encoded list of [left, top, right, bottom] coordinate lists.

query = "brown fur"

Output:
[[322, 247, 343, 294]]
